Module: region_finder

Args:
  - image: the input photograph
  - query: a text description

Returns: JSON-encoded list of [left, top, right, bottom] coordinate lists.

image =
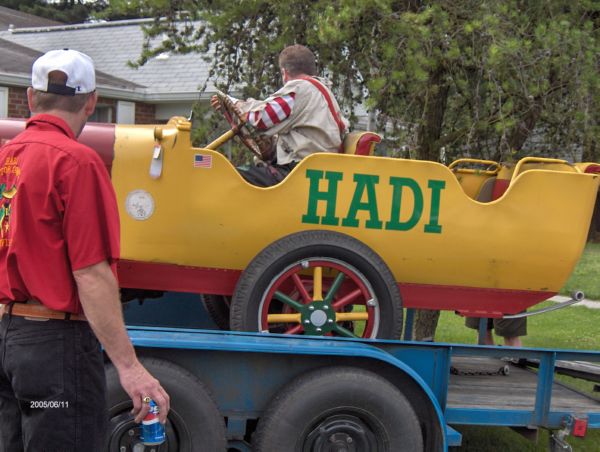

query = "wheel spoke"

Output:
[[332, 323, 358, 338], [274, 291, 304, 311], [291, 273, 311, 304], [324, 272, 345, 303], [336, 312, 369, 321], [267, 313, 301, 324], [332, 288, 363, 310], [313, 266, 323, 301], [260, 255, 383, 339]]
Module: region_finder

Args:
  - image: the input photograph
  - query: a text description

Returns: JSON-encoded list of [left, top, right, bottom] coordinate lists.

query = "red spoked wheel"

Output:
[[259, 258, 379, 338], [230, 231, 403, 339]]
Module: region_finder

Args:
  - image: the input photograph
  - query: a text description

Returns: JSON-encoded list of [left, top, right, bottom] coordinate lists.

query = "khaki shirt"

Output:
[[237, 77, 348, 165]]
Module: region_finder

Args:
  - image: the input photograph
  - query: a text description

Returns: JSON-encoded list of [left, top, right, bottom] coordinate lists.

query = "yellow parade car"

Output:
[[1, 102, 598, 340]]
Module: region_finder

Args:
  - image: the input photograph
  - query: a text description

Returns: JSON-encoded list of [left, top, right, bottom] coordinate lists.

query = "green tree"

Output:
[[104, 0, 599, 161], [0, 0, 143, 24], [103, 0, 600, 339]]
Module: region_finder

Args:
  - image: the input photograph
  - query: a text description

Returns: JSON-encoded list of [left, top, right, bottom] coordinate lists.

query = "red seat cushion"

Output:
[[342, 131, 381, 156]]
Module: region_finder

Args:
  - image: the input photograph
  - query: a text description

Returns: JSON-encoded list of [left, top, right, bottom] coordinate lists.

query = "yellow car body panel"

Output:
[[110, 120, 598, 306], [1, 116, 597, 317]]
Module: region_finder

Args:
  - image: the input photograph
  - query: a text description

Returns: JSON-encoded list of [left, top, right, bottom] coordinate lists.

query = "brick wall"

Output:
[[135, 102, 155, 124], [5, 88, 155, 125], [8, 87, 29, 118]]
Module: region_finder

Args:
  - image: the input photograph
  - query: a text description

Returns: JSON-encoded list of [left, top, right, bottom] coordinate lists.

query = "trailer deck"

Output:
[[448, 357, 600, 415]]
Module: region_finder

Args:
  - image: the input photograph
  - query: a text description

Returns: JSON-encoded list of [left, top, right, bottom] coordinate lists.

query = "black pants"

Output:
[[0, 313, 107, 452], [238, 162, 297, 187]]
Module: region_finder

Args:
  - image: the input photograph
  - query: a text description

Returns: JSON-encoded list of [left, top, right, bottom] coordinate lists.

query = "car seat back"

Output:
[[342, 131, 381, 156], [448, 158, 500, 201]]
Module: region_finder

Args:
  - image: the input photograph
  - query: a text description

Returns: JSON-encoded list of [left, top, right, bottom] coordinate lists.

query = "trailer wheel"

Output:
[[201, 294, 231, 330], [105, 357, 226, 452], [230, 230, 403, 339], [254, 366, 423, 452]]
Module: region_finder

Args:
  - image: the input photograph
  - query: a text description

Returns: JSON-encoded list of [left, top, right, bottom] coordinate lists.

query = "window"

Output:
[[89, 104, 113, 123], [0, 87, 7, 119]]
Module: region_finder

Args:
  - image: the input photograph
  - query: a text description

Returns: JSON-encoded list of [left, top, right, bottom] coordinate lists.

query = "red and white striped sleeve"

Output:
[[246, 93, 296, 130]]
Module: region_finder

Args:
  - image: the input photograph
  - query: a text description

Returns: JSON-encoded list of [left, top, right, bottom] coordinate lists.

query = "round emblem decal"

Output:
[[125, 190, 155, 221]]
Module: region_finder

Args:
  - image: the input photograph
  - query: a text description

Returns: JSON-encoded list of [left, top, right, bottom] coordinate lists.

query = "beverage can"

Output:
[[140, 399, 166, 445]]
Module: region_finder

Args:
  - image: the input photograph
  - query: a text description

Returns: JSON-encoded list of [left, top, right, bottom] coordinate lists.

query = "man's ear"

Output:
[[83, 91, 98, 117], [26, 87, 35, 113]]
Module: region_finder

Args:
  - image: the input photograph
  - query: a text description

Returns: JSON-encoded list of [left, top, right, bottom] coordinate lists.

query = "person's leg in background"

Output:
[[465, 317, 495, 345], [495, 316, 526, 347]]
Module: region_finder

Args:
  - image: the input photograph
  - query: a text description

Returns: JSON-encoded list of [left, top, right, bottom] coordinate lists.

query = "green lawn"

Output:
[[436, 300, 599, 351], [438, 243, 600, 451], [561, 242, 600, 300]]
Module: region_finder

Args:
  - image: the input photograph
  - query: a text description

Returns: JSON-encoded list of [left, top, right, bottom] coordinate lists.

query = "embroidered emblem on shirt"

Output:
[[0, 183, 17, 243], [0, 156, 19, 246]]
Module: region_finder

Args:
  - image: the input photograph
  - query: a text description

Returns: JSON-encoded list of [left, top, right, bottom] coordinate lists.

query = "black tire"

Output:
[[106, 357, 226, 452], [230, 230, 403, 339], [201, 294, 231, 330], [254, 366, 423, 452]]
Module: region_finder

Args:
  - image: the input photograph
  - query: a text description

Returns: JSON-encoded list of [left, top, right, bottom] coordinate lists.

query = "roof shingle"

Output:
[[0, 19, 215, 100], [0, 37, 143, 91], [0, 6, 62, 31]]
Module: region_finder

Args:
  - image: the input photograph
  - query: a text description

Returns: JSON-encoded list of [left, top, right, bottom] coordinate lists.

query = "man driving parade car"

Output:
[[211, 44, 348, 187]]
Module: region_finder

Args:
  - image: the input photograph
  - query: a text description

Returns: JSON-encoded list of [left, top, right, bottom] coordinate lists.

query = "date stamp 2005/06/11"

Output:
[[30, 401, 69, 409]]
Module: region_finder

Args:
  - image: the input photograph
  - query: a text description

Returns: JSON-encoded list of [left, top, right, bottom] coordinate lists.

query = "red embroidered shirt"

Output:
[[0, 114, 120, 313]]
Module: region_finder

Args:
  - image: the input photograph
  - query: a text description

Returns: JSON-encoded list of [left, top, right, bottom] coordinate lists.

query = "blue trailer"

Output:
[[108, 293, 600, 451]]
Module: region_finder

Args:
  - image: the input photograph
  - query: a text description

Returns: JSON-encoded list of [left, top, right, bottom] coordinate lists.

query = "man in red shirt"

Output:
[[0, 49, 169, 450]]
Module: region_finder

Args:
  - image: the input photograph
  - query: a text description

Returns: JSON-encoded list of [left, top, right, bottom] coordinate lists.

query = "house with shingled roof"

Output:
[[0, 12, 215, 124], [0, 5, 61, 30]]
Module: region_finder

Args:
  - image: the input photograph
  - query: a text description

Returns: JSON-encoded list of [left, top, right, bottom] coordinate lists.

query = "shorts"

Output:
[[465, 315, 527, 337]]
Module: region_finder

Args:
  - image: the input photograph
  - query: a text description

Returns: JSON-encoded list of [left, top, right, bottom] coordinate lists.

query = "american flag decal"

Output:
[[193, 154, 212, 168]]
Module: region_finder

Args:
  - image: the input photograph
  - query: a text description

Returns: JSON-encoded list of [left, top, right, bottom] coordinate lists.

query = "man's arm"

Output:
[[210, 88, 296, 134], [73, 260, 170, 423]]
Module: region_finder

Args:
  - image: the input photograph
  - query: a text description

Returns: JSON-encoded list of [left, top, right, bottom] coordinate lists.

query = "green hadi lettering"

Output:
[[302, 170, 445, 234], [385, 177, 423, 231], [341, 174, 382, 229], [301, 169, 343, 225], [424, 180, 445, 233]]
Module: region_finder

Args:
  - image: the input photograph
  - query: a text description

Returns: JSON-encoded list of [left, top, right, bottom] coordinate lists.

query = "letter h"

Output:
[[301, 169, 343, 225]]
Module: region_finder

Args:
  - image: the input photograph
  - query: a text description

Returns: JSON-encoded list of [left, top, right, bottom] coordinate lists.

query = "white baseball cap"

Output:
[[32, 49, 96, 95]]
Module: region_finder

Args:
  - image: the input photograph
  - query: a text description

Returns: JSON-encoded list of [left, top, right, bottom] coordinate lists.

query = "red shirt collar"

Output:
[[26, 114, 76, 140]]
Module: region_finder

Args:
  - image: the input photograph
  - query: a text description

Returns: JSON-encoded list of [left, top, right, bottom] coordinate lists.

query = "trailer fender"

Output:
[[127, 328, 449, 451]]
